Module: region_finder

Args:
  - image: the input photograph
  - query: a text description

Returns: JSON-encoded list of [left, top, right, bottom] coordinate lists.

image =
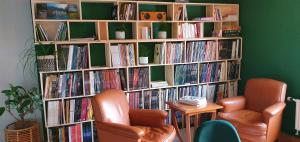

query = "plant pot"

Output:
[[37, 55, 56, 72], [5, 120, 40, 142], [139, 57, 148, 65], [158, 31, 167, 39], [115, 31, 126, 39]]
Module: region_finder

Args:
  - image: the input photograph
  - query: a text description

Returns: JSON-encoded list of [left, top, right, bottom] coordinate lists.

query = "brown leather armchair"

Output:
[[91, 89, 176, 142], [218, 78, 287, 142]]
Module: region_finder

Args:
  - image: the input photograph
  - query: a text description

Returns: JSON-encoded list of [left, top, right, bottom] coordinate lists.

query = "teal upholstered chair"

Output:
[[194, 120, 241, 142]]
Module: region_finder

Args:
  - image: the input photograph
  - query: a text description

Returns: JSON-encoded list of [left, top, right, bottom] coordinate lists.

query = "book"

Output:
[[177, 23, 204, 39], [47, 101, 62, 126], [161, 88, 177, 110], [166, 42, 184, 64], [65, 98, 93, 124], [58, 45, 89, 70], [110, 44, 136, 67], [144, 90, 160, 109], [129, 68, 149, 90], [119, 3, 137, 20], [88, 69, 126, 95], [227, 62, 240, 80], [154, 43, 166, 64], [128, 92, 143, 109], [174, 64, 198, 85], [186, 41, 218, 62], [199, 62, 226, 83], [151, 81, 168, 88]]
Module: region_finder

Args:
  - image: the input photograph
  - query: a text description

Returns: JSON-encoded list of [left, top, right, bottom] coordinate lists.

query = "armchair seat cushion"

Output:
[[136, 125, 176, 142], [219, 110, 267, 136]]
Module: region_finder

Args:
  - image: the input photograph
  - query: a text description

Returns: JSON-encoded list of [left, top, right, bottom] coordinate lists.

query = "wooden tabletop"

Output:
[[167, 102, 223, 114]]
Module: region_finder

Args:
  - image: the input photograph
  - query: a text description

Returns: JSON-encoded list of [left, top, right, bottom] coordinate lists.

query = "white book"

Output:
[[236, 40, 240, 58], [110, 45, 122, 67], [47, 101, 59, 126], [57, 75, 64, 97], [69, 99, 75, 123], [89, 71, 95, 95], [198, 85, 202, 97], [67, 45, 74, 70], [232, 41, 237, 59]]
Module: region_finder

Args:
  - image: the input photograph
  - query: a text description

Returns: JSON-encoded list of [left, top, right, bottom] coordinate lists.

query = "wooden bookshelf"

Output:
[[31, 0, 242, 141]]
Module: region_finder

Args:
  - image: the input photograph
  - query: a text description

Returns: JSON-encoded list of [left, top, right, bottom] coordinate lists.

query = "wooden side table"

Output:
[[167, 102, 223, 142]]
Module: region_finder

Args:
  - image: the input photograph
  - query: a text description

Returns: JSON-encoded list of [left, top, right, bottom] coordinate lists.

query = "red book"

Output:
[[80, 98, 87, 121], [133, 68, 139, 89], [76, 124, 82, 142]]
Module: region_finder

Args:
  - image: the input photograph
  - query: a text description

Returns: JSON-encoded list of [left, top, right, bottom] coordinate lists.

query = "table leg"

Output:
[[194, 114, 199, 128], [211, 111, 217, 120], [185, 115, 191, 142], [171, 110, 184, 142]]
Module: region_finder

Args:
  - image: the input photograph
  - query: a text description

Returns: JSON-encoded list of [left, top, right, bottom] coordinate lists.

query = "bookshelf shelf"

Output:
[[32, 0, 242, 141]]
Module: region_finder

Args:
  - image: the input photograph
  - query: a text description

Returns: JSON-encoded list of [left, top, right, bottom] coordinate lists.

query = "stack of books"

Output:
[[151, 81, 168, 88], [88, 69, 126, 95], [58, 45, 89, 70], [119, 3, 137, 20], [35, 24, 49, 41], [161, 88, 177, 110], [174, 64, 198, 85], [166, 42, 184, 64], [186, 41, 218, 62], [49, 124, 83, 142], [144, 90, 160, 109], [110, 44, 136, 67], [178, 86, 199, 98], [199, 62, 226, 83], [43, 73, 83, 99], [47, 101, 63, 126], [64, 98, 93, 123], [227, 62, 240, 80], [177, 23, 204, 39], [218, 40, 240, 60], [128, 92, 143, 109], [128, 68, 149, 90], [54, 23, 68, 41]]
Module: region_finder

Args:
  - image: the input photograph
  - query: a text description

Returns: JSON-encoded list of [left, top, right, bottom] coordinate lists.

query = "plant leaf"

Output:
[[0, 107, 5, 116]]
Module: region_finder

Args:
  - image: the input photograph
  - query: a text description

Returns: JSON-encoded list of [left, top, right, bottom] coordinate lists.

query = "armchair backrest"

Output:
[[92, 89, 130, 125], [244, 78, 287, 112]]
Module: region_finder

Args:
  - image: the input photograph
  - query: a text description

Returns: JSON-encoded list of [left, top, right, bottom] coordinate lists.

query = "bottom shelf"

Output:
[[48, 121, 97, 142]]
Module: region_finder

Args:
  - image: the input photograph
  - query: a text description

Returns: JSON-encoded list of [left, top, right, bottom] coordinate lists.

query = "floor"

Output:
[[175, 127, 300, 142]]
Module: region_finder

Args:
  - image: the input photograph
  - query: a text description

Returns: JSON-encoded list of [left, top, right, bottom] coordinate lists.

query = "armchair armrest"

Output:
[[129, 109, 167, 127], [96, 121, 145, 139], [218, 96, 246, 113], [263, 102, 286, 123]]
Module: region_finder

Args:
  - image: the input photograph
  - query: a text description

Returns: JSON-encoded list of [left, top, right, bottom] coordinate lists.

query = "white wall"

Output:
[[0, 0, 43, 141]]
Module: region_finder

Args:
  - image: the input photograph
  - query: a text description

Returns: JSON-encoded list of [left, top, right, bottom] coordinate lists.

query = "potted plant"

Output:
[[158, 23, 168, 39], [115, 23, 126, 40], [0, 84, 42, 142], [139, 45, 151, 65]]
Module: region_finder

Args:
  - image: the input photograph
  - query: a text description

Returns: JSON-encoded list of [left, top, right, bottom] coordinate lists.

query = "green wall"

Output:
[[238, 0, 300, 136]]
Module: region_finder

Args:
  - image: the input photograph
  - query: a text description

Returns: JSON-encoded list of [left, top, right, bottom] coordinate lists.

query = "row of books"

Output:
[[199, 62, 227, 83], [219, 40, 240, 59], [48, 122, 96, 142], [186, 41, 218, 62], [88, 69, 127, 95], [119, 3, 137, 20], [214, 8, 222, 21], [128, 92, 143, 109], [177, 23, 204, 39], [47, 101, 63, 126], [64, 98, 93, 124], [35, 3, 79, 19], [174, 64, 198, 85], [36, 23, 68, 41], [165, 42, 184, 64], [161, 88, 177, 110], [44, 73, 83, 99], [110, 44, 136, 67], [58, 45, 89, 70], [174, 6, 188, 21], [228, 62, 240, 80], [144, 90, 160, 109], [128, 68, 149, 90]]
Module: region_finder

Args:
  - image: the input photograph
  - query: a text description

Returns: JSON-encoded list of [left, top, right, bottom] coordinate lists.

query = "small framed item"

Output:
[[175, 0, 189, 3]]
